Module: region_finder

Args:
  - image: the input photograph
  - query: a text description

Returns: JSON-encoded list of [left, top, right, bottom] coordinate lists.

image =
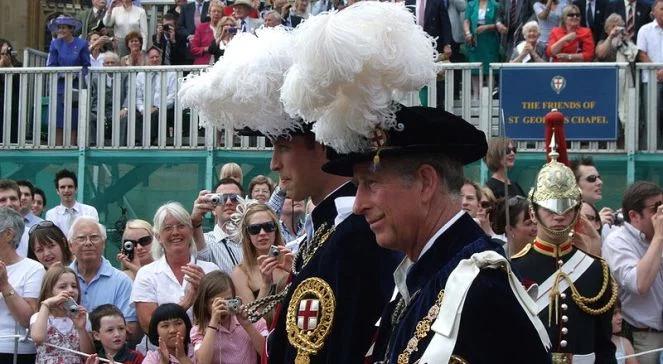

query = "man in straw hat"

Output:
[[511, 110, 618, 364], [179, 25, 400, 363]]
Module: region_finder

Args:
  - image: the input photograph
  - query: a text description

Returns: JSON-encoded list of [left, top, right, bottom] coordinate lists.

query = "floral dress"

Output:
[[35, 316, 84, 364]]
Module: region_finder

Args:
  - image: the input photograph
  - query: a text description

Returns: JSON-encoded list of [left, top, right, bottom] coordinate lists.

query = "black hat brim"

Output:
[[322, 143, 486, 177]]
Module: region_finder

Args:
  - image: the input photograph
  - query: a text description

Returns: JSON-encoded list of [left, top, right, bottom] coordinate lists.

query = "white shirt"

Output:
[[636, 20, 663, 83], [18, 212, 43, 258], [393, 210, 466, 304], [199, 225, 244, 275], [131, 255, 219, 319], [135, 71, 177, 113], [103, 4, 148, 50], [602, 222, 663, 330], [0, 258, 45, 354], [45, 202, 99, 238], [90, 52, 105, 68]]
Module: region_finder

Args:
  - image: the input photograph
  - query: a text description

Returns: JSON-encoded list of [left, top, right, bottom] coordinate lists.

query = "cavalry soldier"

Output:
[[511, 110, 618, 364]]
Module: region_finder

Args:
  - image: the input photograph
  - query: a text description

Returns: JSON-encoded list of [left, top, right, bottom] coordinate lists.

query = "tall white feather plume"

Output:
[[280, 1, 438, 153], [178, 27, 299, 138]]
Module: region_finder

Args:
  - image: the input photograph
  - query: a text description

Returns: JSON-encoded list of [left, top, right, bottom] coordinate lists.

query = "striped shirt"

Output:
[[198, 224, 243, 274]]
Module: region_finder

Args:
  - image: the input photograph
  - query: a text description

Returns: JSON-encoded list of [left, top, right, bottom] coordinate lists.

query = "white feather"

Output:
[[280, 1, 438, 153], [178, 27, 299, 137]]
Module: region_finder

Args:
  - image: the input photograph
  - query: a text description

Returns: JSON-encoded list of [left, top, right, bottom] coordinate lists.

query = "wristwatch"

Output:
[[567, 54, 572, 61], [2, 289, 15, 299]]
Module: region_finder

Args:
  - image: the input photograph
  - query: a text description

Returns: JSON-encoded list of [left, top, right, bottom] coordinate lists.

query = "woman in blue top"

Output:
[[47, 16, 90, 146]]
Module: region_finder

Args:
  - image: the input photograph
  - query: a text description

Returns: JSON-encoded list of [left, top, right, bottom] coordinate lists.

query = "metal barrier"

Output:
[[2, 62, 662, 152], [22, 48, 48, 68]]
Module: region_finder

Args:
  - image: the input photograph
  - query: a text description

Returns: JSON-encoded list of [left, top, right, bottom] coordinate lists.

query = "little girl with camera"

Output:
[[30, 264, 94, 363], [191, 271, 268, 364]]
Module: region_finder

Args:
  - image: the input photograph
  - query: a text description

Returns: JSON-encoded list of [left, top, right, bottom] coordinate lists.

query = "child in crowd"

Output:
[[191, 271, 268, 364], [90, 304, 144, 364], [30, 264, 94, 363], [611, 300, 638, 364], [143, 303, 194, 364]]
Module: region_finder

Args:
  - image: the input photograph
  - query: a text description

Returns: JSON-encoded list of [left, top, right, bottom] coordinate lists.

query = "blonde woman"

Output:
[[117, 219, 156, 280], [219, 162, 243, 185], [230, 204, 292, 306]]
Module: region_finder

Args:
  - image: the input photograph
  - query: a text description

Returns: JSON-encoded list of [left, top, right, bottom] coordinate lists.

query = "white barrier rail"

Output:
[[1, 62, 661, 151]]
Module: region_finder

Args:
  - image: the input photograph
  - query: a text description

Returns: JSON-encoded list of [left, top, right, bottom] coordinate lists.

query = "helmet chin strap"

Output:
[[534, 206, 581, 245]]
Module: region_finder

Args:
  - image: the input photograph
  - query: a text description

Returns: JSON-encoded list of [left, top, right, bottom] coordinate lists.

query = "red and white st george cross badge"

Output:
[[297, 299, 320, 331]]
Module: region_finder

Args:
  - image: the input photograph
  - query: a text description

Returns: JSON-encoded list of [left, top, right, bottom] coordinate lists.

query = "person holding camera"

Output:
[[602, 181, 663, 364], [153, 13, 192, 65], [191, 271, 268, 364], [116, 219, 155, 281], [191, 178, 245, 274], [190, 1, 231, 65]]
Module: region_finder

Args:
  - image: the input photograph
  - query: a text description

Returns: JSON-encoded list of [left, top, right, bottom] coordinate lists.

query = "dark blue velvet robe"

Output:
[[370, 214, 552, 364], [267, 182, 402, 363]]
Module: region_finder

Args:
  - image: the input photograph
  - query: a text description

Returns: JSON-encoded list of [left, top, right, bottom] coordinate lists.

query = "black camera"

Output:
[[163, 24, 171, 32], [121, 240, 135, 261], [228, 26, 238, 35], [226, 298, 242, 313]]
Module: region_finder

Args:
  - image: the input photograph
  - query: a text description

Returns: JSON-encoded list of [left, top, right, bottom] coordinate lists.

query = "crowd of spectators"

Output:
[[0, 148, 661, 362]]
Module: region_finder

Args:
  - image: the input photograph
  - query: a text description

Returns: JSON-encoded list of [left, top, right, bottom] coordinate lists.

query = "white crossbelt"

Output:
[[419, 251, 551, 364], [534, 250, 595, 314]]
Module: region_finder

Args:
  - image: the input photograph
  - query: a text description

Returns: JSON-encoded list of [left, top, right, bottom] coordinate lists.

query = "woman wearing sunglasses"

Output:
[[27, 221, 74, 268], [484, 137, 526, 200], [547, 4, 595, 62], [117, 219, 155, 280], [230, 203, 292, 307]]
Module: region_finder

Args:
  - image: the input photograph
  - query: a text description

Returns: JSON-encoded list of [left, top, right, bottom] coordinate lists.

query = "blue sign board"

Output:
[[499, 66, 618, 141]]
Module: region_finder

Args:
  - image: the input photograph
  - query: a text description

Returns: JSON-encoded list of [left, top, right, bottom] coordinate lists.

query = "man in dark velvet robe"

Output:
[[322, 105, 552, 364]]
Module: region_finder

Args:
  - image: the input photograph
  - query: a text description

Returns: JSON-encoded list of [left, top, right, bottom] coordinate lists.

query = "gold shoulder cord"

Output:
[[548, 258, 618, 323]]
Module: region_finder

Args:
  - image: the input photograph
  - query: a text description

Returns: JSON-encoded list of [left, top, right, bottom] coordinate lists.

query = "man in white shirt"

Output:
[[45, 169, 99, 236], [191, 178, 245, 274], [603, 181, 663, 364], [135, 46, 177, 144], [16, 181, 43, 258], [637, 0, 663, 147]]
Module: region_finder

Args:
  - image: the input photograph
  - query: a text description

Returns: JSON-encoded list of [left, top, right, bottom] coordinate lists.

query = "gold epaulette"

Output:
[[510, 243, 532, 259]]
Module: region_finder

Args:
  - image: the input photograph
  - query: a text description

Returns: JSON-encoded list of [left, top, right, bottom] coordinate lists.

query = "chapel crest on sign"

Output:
[[551, 76, 566, 94]]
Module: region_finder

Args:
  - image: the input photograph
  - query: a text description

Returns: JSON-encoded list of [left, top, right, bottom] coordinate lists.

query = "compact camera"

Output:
[[63, 298, 79, 316], [613, 209, 625, 226], [269, 245, 280, 258], [226, 298, 242, 313], [228, 27, 238, 35], [121, 240, 135, 261]]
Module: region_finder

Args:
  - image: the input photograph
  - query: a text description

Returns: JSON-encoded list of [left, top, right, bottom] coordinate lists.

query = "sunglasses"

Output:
[[567, 13, 581, 17], [505, 146, 517, 155], [246, 221, 277, 235], [480, 201, 493, 209], [28, 220, 56, 236], [123, 235, 153, 247], [584, 174, 601, 183], [216, 193, 239, 204]]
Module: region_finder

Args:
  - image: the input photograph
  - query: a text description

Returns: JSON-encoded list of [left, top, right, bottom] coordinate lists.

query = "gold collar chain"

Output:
[[396, 289, 445, 364]]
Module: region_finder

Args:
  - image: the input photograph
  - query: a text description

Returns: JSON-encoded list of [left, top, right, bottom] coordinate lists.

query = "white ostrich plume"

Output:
[[178, 26, 299, 138], [280, 1, 438, 153]]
